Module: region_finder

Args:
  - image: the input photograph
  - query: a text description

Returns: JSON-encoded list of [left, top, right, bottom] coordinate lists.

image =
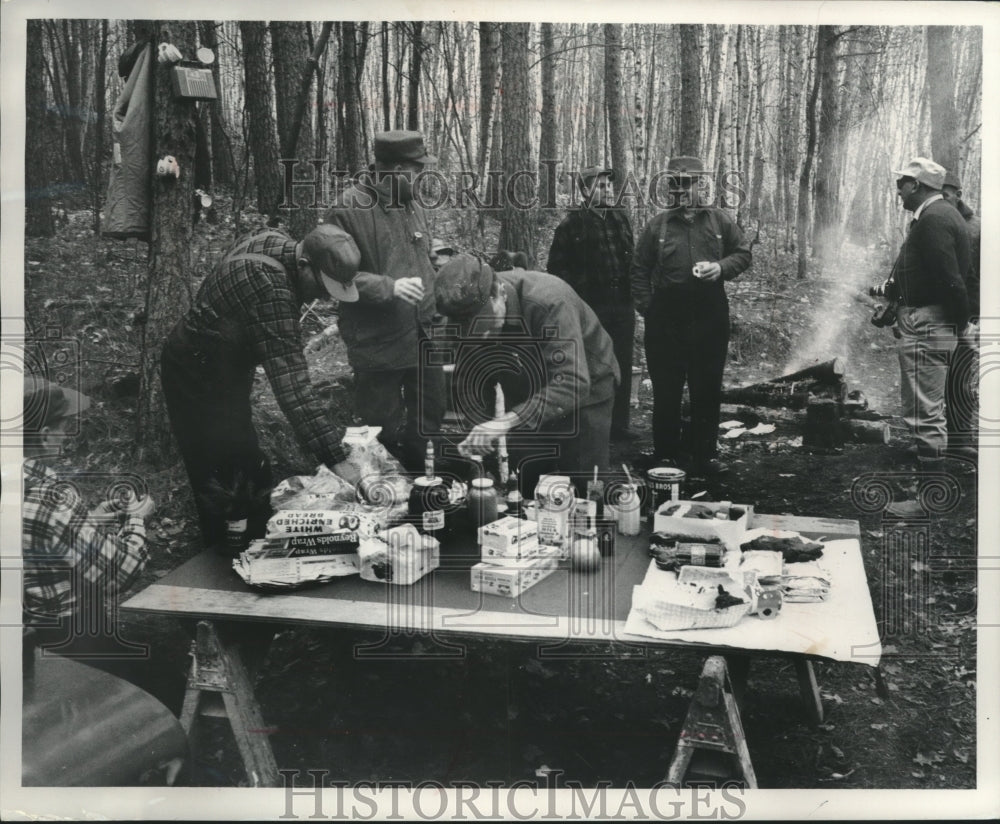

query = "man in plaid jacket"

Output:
[[22, 377, 152, 624], [161, 223, 362, 551]]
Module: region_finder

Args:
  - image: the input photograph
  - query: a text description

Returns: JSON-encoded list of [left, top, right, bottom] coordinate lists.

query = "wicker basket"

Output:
[[632, 584, 750, 631]]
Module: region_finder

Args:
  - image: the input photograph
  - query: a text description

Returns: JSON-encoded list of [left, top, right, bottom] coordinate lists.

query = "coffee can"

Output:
[[646, 466, 686, 519]]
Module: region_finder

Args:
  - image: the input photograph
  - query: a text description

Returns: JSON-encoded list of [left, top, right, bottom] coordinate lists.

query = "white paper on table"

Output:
[[621, 539, 881, 666]]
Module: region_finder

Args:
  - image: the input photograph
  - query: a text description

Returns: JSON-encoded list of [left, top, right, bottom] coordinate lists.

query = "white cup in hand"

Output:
[[394, 277, 425, 305]]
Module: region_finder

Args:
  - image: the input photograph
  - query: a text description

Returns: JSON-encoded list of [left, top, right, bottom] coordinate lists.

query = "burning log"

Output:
[[770, 358, 845, 384], [722, 359, 850, 410]]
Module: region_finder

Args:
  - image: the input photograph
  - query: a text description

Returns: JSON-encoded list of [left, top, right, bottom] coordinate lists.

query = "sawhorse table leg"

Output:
[[666, 656, 757, 788], [179, 620, 280, 787], [793, 659, 823, 726]]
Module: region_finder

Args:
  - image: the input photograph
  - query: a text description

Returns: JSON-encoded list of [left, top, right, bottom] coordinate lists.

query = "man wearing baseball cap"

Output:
[[160, 223, 362, 551], [631, 156, 752, 477], [435, 253, 619, 495], [547, 166, 637, 441], [889, 157, 974, 466], [324, 130, 446, 473]]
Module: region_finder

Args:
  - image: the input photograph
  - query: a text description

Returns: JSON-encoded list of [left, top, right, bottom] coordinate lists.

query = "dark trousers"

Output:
[[354, 363, 446, 473], [598, 312, 636, 434], [946, 338, 978, 448], [161, 330, 272, 548], [644, 288, 730, 462], [509, 392, 614, 497]]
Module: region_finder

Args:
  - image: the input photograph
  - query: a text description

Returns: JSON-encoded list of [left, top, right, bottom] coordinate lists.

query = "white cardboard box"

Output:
[[470, 547, 562, 598], [652, 500, 752, 546], [477, 516, 540, 558], [536, 507, 570, 548]]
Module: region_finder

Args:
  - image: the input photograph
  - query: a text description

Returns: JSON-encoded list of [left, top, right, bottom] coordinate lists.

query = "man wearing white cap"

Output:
[[161, 224, 363, 551], [890, 157, 974, 466]]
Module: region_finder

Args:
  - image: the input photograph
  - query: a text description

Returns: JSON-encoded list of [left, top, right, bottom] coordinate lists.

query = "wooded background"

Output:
[[23, 20, 983, 452]]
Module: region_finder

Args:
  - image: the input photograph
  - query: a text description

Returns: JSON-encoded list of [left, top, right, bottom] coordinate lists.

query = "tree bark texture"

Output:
[[605, 24, 631, 184], [240, 21, 282, 218], [137, 20, 199, 461], [812, 26, 841, 263], [497, 23, 536, 265], [925, 26, 960, 175], [678, 24, 702, 156], [26, 20, 55, 237]]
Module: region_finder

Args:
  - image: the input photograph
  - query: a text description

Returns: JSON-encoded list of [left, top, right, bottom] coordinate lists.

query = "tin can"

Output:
[[646, 466, 686, 519]]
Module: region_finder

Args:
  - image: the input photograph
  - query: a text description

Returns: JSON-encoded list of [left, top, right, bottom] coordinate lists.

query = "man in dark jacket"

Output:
[[941, 170, 980, 455], [630, 156, 752, 476], [434, 254, 620, 494], [323, 130, 445, 472], [547, 166, 636, 440], [161, 224, 362, 550], [891, 158, 974, 466]]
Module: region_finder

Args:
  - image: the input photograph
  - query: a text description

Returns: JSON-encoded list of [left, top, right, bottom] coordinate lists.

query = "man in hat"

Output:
[[430, 238, 457, 272], [547, 166, 637, 441], [21, 376, 160, 670], [434, 253, 619, 494], [161, 223, 362, 551], [941, 169, 981, 455], [323, 130, 446, 472], [890, 158, 974, 466], [630, 156, 751, 476]]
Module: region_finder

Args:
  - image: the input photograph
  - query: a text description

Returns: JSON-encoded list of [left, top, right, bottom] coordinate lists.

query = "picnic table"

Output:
[[122, 511, 881, 787]]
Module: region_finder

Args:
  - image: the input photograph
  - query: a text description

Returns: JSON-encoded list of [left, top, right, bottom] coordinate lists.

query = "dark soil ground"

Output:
[[21, 203, 978, 790]]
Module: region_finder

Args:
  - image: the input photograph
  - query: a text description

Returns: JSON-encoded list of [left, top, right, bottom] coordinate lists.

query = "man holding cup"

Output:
[[631, 156, 751, 476], [323, 130, 445, 472]]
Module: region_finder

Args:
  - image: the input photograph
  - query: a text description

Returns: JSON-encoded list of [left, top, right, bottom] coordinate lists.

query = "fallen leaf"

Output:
[[831, 744, 845, 759], [913, 752, 944, 767], [870, 697, 883, 705], [870, 723, 888, 731], [953, 749, 969, 764]]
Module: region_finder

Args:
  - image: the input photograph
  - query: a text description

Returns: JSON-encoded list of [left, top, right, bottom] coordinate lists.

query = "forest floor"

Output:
[[20, 204, 979, 791]]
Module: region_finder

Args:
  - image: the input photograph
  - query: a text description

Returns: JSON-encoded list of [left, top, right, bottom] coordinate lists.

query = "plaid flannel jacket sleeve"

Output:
[[231, 262, 347, 468], [22, 461, 148, 619]]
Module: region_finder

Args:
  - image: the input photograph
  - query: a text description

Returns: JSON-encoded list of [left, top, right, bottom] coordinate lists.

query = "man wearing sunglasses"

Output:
[[890, 157, 974, 467]]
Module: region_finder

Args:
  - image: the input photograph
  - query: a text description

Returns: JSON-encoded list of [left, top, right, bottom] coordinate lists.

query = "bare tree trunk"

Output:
[[678, 24, 702, 156], [136, 20, 199, 461], [198, 21, 234, 189], [240, 21, 282, 218], [408, 22, 423, 131], [339, 22, 365, 174], [812, 26, 841, 263], [478, 22, 501, 206], [797, 27, 822, 279], [925, 26, 960, 175], [91, 20, 109, 234], [497, 23, 536, 264], [381, 22, 391, 131], [605, 24, 630, 185], [26, 20, 54, 237], [539, 22, 558, 208]]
